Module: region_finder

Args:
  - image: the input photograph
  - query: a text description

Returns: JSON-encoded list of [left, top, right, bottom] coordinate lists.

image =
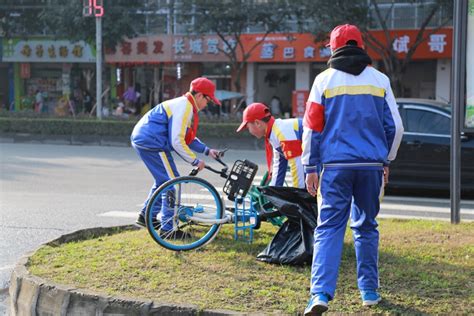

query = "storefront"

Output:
[[1, 38, 96, 113], [242, 28, 453, 117], [105, 35, 232, 113], [241, 33, 330, 117]]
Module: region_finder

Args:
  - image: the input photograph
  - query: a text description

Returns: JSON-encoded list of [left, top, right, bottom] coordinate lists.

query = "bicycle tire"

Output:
[[145, 176, 224, 251], [250, 171, 287, 227]]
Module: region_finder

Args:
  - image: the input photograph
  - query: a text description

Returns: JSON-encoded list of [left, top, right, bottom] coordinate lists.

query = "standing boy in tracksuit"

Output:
[[302, 24, 404, 315], [131, 77, 221, 238], [236, 102, 305, 188]]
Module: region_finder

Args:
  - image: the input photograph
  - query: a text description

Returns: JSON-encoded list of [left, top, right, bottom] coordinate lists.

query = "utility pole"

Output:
[[96, 13, 102, 119], [83, 0, 104, 119], [451, 0, 467, 224]]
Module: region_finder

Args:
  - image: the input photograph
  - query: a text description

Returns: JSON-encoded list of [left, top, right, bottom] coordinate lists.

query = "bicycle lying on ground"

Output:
[[145, 151, 284, 251]]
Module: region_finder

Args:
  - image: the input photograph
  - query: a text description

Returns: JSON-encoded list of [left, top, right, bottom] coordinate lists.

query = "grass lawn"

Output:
[[28, 219, 474, 315]]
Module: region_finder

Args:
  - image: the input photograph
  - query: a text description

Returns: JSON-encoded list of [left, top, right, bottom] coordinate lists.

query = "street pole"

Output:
[[451, 0, 467, 224], [96, 15, 102, 119]]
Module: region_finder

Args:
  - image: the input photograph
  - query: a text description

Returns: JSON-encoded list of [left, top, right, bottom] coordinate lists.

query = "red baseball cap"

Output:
[[190, 77, 221, 106], [327, 24, 364, 51], [236, 103, 271, 132]]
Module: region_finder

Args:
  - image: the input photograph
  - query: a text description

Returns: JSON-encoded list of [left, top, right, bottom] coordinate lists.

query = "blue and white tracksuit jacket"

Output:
[[268, 118, 305, 188], [131, 95, 210, 230], [302, 66, 404, 298]]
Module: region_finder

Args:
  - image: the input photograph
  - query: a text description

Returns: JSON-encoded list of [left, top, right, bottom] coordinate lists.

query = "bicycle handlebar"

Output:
[[189, 148, 229, 178]]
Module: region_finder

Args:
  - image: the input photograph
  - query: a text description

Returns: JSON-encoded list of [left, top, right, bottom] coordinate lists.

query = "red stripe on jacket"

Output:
[[303, 101, 325, 133]]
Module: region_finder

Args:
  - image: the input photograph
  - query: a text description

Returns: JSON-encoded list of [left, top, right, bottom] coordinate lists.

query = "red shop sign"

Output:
[[20, 63, 31, 79]]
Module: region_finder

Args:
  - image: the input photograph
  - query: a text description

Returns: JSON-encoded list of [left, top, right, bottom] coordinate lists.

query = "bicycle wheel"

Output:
[[249, 171, 287, 227], [145, 176, 224, 251]]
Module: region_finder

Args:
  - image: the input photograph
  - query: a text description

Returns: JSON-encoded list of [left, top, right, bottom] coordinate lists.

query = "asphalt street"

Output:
[[1, 142, 473, 314]]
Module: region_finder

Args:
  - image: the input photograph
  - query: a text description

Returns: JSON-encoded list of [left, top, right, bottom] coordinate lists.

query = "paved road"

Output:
[[1, 143, 473, 314]]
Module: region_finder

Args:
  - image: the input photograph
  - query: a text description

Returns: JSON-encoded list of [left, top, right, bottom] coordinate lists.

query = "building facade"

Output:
[[0, 0, 454, 116]]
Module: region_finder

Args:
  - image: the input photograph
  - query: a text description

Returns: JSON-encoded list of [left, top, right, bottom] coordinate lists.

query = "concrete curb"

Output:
[[8, 225, 288, 316]]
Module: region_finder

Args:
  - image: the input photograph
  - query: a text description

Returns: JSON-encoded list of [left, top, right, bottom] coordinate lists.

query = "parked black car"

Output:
[[389, 98, 474, 194]]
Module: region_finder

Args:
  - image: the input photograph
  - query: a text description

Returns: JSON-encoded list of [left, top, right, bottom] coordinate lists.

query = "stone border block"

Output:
[[9, 225, 279, 315]]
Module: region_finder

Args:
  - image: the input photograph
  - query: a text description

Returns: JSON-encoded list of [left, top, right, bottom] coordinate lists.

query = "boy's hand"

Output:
[[383, 166, 389, 186], [305, 173, 319, 196], [208, 149, 220, 159], [197, 160, 206, 171]]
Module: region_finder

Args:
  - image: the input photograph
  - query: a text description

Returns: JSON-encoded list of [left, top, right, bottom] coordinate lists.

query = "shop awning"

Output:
[[215, 90, 244, 101]]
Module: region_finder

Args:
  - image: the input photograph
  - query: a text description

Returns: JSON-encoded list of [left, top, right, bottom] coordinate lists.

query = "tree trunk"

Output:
[[233, 63, 242, 93], [153, 66, 161, 105], [83, 69, 94, 92]]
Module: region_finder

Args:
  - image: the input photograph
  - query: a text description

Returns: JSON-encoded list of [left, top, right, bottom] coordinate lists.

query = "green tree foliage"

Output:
[[41, 0, 144, 49], [0, 3, 45, 38], [292, 0, 453, 97], [1, 0, 143, 49], [174, 0, 296, 94], [365, 0, 453, 97]]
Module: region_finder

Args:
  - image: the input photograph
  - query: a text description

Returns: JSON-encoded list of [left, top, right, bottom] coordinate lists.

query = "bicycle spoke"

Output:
[[146, 177, 223, 251]]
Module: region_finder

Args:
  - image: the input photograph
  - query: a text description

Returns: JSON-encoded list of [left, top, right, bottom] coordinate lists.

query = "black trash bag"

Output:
[[256, 186, 318, 266]]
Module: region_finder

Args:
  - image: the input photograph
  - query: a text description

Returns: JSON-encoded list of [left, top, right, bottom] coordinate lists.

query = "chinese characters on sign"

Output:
[[292, 90, 309, 118], [304, 46, 315, 58], [102, 29, 452, 64], [3, 39, 95, 62], [391, 33, 448, 54], [153, 40, 164, 54], [283, 47, 295, 59], [428, 34, 447, 53], [260, 43, 275, 59], [393, 35, 410, 53], [172, 37, 236, 55], [20, 63, 30, 79], [173, 39, 185, 54]]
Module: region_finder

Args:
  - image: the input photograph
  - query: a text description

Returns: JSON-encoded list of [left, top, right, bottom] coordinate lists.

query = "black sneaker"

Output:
[[135, 214, 146, 227], [159, 229, 191, 239], [135, 214, 160, 229]]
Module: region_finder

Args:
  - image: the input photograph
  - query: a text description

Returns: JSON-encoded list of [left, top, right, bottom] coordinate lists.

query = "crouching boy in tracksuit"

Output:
[[131, 77, 221, 238], [236, 102, 305, 188]]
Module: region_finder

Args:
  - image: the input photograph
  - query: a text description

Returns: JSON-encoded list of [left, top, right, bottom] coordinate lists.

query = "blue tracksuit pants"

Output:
[[311, 168, 383, 299], [133, 145, 180, 231]]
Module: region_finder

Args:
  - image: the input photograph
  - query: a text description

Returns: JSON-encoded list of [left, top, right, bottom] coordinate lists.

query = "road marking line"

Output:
[[378, 213, 473, 222], [378, 214, 450, 221], [98, 211, 136, 218], [0, 266, 14, 272], [99, 205, 220, 220], [383, 195, 474, 205], [99, 210, 473, 223]]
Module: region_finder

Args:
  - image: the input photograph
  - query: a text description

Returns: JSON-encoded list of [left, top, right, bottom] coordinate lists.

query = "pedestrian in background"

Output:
[[34, 89, 44, 113], [83, 89, 93, 114], [270, 95, 282, 117], [236, 102, 305, 188], [131, 77, 222, 238], [122, 85, 137, 114], [302, 24, 404, 315]]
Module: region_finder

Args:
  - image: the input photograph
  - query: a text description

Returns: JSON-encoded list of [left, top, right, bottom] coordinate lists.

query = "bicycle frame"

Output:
[[145, 150, 268, 250]]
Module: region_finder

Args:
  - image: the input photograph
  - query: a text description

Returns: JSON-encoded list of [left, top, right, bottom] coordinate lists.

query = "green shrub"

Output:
[[0, 117, 244, 138]]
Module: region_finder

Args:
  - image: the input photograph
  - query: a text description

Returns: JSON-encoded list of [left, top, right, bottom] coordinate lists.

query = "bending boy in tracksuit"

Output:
[[236, 102, 305, 188], [302, 25, 404, 315], [131, 77, 221, 238]]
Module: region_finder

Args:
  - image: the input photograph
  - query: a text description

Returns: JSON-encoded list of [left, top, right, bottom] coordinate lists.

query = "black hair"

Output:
[[346, 40, 358, 46], [191, 90, 209, 99], [261, 114, 272, 123]]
